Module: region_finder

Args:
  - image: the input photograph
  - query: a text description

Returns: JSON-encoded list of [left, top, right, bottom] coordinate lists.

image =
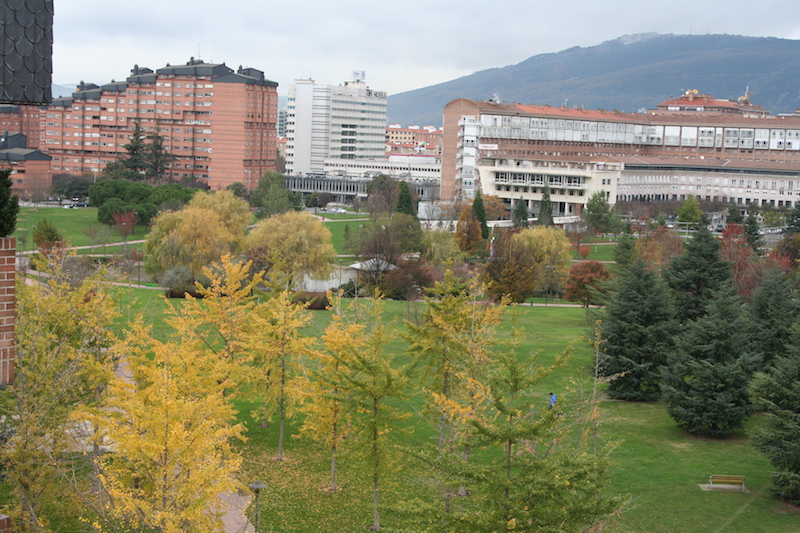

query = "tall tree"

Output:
[[749, 270, 799, 365], [423, 334, 621, 533], [635, 225, 683, 269], [454, 206, 482, 254], [366, 174, 398, 215], [250, 291, 312, 461], [613, 231, 638, 266], [750, 349, 800, 504], [2, 262, 118, 532], [144, 126, 176, 183], [0, 168, 19, 237], [583, 191, 611, 236], [120, 122, 148, 177], [251, 171, 300, 218], [744, 210, 762, 254], [600, 260, 676, 400], [298, 293, 361, 492], [660, 283, 756, 437], [720, 223, 762, 302], [565, 261, 611, 323], [395, 180, 417, 219], [676, 195, 703, 226], [245, 211, 335, 291], [511, 197, 529, 228], [515, 225, 572, 299], [337, 297, 408, 531], [144, 207, 238, 281], [472, 190, 489, 239], [727, 205, 744, 225], [538, 184, 553, 226], [482, 229, 537, 303], [79, 318, 245, 533], [785, 203, 800, 234], [665, 224, 731, 324]]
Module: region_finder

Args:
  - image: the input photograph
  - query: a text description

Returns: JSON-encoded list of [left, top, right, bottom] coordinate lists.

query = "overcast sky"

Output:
[[54, 0, 800, 98]]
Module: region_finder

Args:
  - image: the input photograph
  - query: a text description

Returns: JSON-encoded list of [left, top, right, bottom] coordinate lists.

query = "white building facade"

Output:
[[286, 74, 387, 175]]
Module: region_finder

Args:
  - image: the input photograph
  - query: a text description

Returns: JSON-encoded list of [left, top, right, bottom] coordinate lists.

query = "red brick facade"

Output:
[[0, 514, 11, 532], [0, 237, 15, 385]]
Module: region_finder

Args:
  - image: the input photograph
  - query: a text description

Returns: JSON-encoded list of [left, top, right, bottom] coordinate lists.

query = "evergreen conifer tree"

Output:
[[727, 205, 744, 225], [395, 180, 417, 219], [661, 283, 756, 437], [665, 224, 731, 324], [613, 232, 638, 266], [0, 169, 19, 237], [472, 190, 489, 239], [600, 259, 676, 400], [538, 184, 553, 226], [751, 349, 800, 504], [744, 211, 762, 254], [512, 198, 528, 228], [749, 270, 800, 365]]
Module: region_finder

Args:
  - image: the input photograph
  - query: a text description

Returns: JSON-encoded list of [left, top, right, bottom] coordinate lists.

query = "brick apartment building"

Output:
[[42, 59, 279, 190], [385, 124, 442, 156]]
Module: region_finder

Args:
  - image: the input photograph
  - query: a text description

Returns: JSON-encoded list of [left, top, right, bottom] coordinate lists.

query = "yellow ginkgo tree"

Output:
[[79, 319, 245, 533]]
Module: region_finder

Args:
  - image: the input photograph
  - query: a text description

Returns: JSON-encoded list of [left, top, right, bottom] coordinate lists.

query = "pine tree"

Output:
[[750, 350, 800, 504], [144, 126, 176, 183], [0, 168, 19, 237], [538, 184, 553, 226], [121, 122, 148, 176], [511, 197, 529, 228], [660, 283, 756, 437], [395, 180, 417, 219], [749, 270, 799, 365], [600, 259, 676, 400], [744, 211, 762, 254], [727, 205, 744, 225], [613, 232, 638, 266], [472, 190, 489, 239], [665, 224, 731, 324]]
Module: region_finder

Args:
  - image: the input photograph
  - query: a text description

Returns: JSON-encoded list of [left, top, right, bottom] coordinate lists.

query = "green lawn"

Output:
[[10, 210, 800, 531], [324, 219, 366, 256], [571, 241, 618, 262], [14, 207, 148, 251]]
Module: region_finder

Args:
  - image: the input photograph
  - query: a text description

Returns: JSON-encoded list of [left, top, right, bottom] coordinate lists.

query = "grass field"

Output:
[[9, 210, 800, 532], [102, 291, 800, 532], [570, 242, 618, 262], [13, 207, 148, 252]]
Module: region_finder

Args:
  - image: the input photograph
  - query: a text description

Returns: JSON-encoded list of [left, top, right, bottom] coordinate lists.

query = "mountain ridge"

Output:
[[387, 34, 800, 127]]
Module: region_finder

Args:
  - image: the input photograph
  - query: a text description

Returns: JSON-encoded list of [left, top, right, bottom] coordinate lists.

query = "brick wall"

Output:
[[0, 514, 11, 532], [0, 237, 15, 385]]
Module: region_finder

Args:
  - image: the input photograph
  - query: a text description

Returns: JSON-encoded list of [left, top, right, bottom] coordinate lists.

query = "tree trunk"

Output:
[[370, 397, 381, 531]]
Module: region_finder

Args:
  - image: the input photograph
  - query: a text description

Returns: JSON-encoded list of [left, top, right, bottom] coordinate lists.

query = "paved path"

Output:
[[219, 491, 255, 533]]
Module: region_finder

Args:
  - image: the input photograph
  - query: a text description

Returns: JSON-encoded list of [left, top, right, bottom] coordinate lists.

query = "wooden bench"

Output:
[[708, 474, 746, 492]]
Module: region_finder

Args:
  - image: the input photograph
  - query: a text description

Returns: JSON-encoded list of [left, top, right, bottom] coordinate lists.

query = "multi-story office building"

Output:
[[285, 73, 387, 175], [442, 95, 800, 218], [41, 59, 279, 189]]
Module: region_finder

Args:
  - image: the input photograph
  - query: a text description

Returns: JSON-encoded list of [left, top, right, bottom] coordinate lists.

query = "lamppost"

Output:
[[248, 481, 266, 532]]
